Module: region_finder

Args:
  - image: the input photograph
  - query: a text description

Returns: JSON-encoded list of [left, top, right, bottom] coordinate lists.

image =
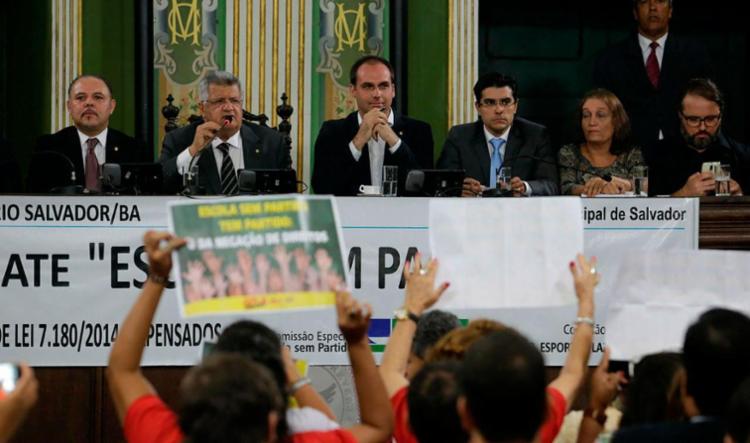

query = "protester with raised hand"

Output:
[[379, 253, 455, 443], [108, 230, 392, 442], [380, 253, 450, 396], [576, 347, 628, 443]]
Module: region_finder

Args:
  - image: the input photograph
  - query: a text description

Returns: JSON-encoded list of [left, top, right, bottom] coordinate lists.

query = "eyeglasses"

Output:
[[681, 113, 721, 128], [479, 97, 516, 109], [205, 97, 243, 107]]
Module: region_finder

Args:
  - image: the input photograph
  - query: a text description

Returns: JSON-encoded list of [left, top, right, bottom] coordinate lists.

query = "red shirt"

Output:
[[390, 386, 417, 443], [538, 387, 567, 443], [389, 386, 567, 443], [124, 394, 357, 443]]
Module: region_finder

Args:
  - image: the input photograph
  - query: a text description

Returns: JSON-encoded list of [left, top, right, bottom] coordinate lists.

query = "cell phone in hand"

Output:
[[0, 363, 20, 393]]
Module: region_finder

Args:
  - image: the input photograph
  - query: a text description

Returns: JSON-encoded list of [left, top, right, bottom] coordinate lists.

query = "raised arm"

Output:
[[281, 345, 336, 421], [336, 291, 394, 443], [106, 231, 185, 423], [379, 255, 449, 396], [577, 347, 627, 443], [548, 254, 598, 408]]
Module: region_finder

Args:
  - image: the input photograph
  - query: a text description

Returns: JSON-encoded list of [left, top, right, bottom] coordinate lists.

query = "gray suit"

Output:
[[437, 118, 559, 196], [160, 120, 291, 194]]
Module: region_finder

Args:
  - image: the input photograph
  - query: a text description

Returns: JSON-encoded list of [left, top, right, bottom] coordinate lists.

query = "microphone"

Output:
[[195, 116, 233, 155], [184, 117, 234, 194]]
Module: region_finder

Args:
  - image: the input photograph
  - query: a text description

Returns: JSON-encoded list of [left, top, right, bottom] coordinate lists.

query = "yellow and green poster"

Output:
[[168, 195, 348, 317]]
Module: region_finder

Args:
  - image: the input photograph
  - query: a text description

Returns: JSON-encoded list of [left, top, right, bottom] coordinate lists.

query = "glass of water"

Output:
[[630, 166, 648, 196], [181, 163, 199, 192], [715, 164, 731, 196], [496, 166, 513, 196], [383, 165, 398, 196]]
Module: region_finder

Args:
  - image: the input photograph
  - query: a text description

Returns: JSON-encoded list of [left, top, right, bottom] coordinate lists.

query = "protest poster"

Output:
[[168, 195, 348, 317]]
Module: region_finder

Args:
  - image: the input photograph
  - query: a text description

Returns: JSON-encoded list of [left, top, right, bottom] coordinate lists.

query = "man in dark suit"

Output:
[[437, 72, 558, 197], [593, 0, 713, 155], [160, 71, 290, 195], [311, 56, 433, 196], [613, 308, 750, 443], [30, 75, 147, 193]]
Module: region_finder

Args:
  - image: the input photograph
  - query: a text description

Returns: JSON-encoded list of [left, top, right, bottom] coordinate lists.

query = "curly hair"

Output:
[[424, 318, 506, 363]]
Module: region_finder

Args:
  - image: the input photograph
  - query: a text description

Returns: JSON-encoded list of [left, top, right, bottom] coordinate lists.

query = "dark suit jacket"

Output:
[[160, 120, 291, 194], [593, 33, 713, 153], [30, 126, 147, 192], [311, 111, 432, 196], [612, 418, 724, 443], [648, 131, 750, 196], [436, 118, 559, 196]]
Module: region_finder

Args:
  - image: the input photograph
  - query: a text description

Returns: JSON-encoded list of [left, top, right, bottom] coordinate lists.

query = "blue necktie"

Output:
[[489, 138, 505, 188]]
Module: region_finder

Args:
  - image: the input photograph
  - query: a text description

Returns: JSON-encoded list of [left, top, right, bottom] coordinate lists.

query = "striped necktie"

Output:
[[217, 143, 239, 195]]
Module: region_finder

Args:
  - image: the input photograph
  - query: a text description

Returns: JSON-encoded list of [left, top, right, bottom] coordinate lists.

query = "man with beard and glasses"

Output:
[[649, 78, 750, 196]]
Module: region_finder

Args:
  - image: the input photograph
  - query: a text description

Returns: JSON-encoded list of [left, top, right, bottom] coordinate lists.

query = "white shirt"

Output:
[[482, 124, 532, 196], [176, 129, 244, 175], [638, 32, 668, 140], [637, 32, 668, 67], [348, 111, 402, 187], [77, 128, 107, 167]]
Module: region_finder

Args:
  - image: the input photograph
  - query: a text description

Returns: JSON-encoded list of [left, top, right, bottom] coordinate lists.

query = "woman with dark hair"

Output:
[[620, 352, 686, 428], [558, 89, 646, 196]]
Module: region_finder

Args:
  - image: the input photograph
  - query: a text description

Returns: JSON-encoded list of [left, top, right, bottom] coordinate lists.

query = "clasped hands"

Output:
[[352, 108, 399, 149]]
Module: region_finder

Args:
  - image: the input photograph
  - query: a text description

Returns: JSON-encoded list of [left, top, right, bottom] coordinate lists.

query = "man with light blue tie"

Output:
[[437, 72, 559, 197]]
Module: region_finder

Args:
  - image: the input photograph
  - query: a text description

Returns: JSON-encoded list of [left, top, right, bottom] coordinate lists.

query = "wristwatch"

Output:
[[394, 308, 421, 323]]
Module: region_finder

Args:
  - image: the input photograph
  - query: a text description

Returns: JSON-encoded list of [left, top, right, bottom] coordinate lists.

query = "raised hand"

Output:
[[569, 253, 599, 303], [402, 253, 450, 315], [144, 231, 186, 278], [336, 291, 372, 344], [588, 347, 627, 412]]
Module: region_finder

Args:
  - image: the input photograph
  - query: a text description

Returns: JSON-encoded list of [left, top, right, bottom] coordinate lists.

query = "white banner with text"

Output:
[[0, 196, 697, 366]]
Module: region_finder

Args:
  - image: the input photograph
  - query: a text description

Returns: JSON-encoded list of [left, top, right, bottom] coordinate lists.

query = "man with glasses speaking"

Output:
[[160, 71, 291, 194], [649, 78, 750, 196], [437, 72, 558, 197]]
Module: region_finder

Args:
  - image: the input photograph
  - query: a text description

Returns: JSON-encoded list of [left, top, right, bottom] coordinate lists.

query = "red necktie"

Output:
[[85, 138, 101, 192], [646, 41, 660, 89]]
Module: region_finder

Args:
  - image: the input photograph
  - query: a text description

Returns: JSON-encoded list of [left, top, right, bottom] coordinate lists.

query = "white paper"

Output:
[[606, 249, 750, 361], [429, 198, 584, 309]]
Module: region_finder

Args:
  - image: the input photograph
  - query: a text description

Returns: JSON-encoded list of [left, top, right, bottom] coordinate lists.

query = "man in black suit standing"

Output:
[[593, 0, 713, 156], [160, 71, 290, 195], [31, 75, 147, 192], [311, 56, 433, 196], [437, 72, 558, 197]]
